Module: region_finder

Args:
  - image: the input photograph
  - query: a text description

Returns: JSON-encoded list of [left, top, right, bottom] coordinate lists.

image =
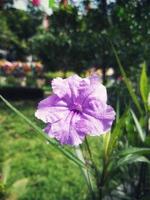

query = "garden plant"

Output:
[[0, 47, 150, 199], [0, 0, 150, 199]]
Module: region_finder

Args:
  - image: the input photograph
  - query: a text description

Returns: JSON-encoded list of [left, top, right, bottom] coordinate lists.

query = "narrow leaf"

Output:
[[119, 147, 150, 156], [140, 62, 149, 110], [108, 154, 150, 181], [2, 159, 11, 185], [130, 109, 146, 142], [111, 43, 143, 115], [75, 147, 95, 198], [103, 132, 111, 159], [116, 97, 120, 123], [148, 93, 150, 111], [108, 109, 129, 155], [116, 154, 150, 168]]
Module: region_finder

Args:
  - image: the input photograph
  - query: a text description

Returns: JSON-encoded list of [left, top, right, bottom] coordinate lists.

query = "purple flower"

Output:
[[35, 75, 115, 146]]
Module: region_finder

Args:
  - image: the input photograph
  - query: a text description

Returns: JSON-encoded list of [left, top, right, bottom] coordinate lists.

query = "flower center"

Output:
[[70, 103, 82, 113]]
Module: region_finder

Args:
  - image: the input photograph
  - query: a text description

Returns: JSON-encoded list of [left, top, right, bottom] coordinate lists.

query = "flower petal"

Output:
[[52, 75, 82, 100], [82, 98, 107, 119], [45, 112, 84, 146], [75, 112, 114, 136], [78, 76, 107, 105], [35, 95, 69, 123], [38, 94, 67, 109], [67, 75, 82, 100], [103, 105, 116, 120], [51, 77, 70, 98], [35, 107, 69, 123], [44, 124, 54, 137]]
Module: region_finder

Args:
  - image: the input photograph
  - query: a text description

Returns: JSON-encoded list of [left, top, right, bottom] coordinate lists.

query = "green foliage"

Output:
[[0, 8, 42, 60], [0, 102, 87, 200], [0, 13, 16, 50], [49, 0, 56, 9], [0, 0, 150, 76], [0, 95, 85, 169], [111, 43, 143, 114], [30, 0, 150, 75], [130, 109, 146, 142], [140, 62, 149, 111]]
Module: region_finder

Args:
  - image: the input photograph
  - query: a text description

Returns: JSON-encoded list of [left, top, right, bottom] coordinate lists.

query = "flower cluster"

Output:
[[35, 75, 115, 146], [0, 60, 43, 77]]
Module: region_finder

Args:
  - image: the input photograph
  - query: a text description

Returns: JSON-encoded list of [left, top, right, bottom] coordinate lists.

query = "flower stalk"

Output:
[[75, 147, 96, 200]]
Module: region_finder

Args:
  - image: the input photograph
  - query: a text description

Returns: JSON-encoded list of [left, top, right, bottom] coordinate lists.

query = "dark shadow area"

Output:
[[0, 87, 44, 100]]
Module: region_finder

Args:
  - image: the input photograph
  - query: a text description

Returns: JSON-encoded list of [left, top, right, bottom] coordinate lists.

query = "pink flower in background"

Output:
[[35, 75, 115, 146], [32, 0, 41, 6]]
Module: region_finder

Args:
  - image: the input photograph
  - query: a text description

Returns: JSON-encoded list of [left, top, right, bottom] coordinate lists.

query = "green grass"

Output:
[[0, 101, 89, 200]]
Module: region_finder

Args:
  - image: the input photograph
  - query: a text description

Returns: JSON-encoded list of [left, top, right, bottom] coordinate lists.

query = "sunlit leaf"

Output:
[[148, 93, 150, 111], [103, 132, 111, 159], [49, 0, 56, 8], [8, 178, 29, 200], [140, 62, 149, 111], [130, 109, 146, 142], [2, 159, 11, 185]]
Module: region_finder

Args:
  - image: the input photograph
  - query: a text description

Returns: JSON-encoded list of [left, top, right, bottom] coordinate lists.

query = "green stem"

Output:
[[75, 147, 96, 200], [99, 158, 108, 199], [85, 138, 100, 195]]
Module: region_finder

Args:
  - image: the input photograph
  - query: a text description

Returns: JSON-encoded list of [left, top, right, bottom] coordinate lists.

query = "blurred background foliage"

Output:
[[0, 0, 149, 77]]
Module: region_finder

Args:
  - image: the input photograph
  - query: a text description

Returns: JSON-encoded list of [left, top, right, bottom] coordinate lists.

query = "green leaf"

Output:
[[117, 7, 125, 18], [9, 178, 29, 200], [2, 159, 11, 185], [103, 132, 111, 159], [75, 147, 95, 198], [109, 154, 150, 180], [140, 62, 149, 110], [0, 95, 85, 169], [116, 97, 120, 123], [49, 0, 56, 8], [116, 154, 150, 168], [108, 109, 129, 155], [148, 93, 150, 111], [130, 109, 146, 142], [119, 147, 150, 156], [111, 43, 143, 115]]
